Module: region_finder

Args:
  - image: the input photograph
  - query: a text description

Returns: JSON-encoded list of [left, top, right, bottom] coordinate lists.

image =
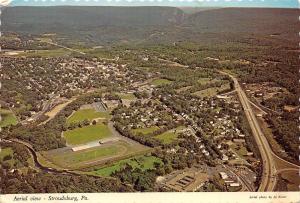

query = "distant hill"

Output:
[[183, 7, 299, 38], [2, 6, 298, 45]]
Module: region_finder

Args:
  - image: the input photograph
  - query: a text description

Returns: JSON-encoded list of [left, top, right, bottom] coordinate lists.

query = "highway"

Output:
[[219, 71, 277, 191]]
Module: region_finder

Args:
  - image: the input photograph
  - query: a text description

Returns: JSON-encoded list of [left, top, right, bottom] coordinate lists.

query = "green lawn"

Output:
[[197, 78, 213, 85], [193, 83, 231, 98], [0, 109, 18, 128], [21, 49, 71, 57], [63, 124, 112, 145], [0, 147, 15, 167], [155, 126, 185, 144], [151, 78, 172, 86], [132, 126, 160, 135], [117, 93, 136, 100], [91, 155, 162, 177], [67, 108, 109, 124], [85, 49, 115, 59], [0, 147, 13, 161], [35, 37, 53, 43], [48, 145, 121, 167], [234, 144, 248, 157], [43, 141, 150, 169]]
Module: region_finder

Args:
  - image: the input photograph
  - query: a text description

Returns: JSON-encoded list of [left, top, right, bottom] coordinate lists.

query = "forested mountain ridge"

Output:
[[2, 7, 299, 44]]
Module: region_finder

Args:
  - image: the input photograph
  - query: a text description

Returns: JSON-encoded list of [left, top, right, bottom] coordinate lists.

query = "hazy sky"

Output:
[[9, 0, 299, 8]]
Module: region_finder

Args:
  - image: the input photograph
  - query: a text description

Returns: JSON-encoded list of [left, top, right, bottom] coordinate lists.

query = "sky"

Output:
[[7, 0, 300, 8]]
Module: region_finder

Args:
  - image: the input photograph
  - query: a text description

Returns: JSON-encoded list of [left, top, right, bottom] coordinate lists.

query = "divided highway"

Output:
[[219, 71, 276, 191]]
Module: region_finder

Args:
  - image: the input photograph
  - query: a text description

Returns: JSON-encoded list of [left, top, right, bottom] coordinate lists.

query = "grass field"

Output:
[[0, 147, 15, 167], [117, 93, 136, 100], [193, 83, 231, 98], [151, 78, 172, 86], [0, 147, 13, 160], [85, 49, 115, 59], [67, 108, 109, 124], [229, 142, 248, 157], [0, 109, 18, 128], [63, 124, 112, 145], [43, 141, 150, 169], [91, 155, 162, 176], [21, 49, 71, 57], [45, 145, 120, 168], [197, 78, 218, 85], [132, 126, 160, 135], [155, 126, 185, 144], [35, 37, 53, 43], [235, 145, 248, 157]]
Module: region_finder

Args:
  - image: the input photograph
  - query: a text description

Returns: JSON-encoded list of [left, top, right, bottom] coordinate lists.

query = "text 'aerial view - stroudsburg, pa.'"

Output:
[[0, 2, 299, 193]]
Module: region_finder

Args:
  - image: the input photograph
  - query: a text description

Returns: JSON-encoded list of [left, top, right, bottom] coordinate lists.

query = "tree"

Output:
[[3, 155, 12, 161]]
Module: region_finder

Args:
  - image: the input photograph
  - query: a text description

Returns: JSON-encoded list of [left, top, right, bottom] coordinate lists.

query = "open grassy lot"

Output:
[[197, 78, 218, 85], [155, 126, 185, 144], [193, 83, 231, 98], [237, 146, 248, 157], [132, 126, 160, 135], [0, 147, 15, 167], [43, 141, 150, 169], [116, 93, 136, 100], [35, 37, 53, 43], [45, 145, 120, 169], [151, 78, 172, 86], [84, 49, 116, 59], [0, 147, 13, 161], [0, 109, 18, 128], [67, 108, 109, 124], [91, 155, 162, 177], [63, 124, 112, 145], [231, 143, 248, 157], [20, 49, 72, 57]]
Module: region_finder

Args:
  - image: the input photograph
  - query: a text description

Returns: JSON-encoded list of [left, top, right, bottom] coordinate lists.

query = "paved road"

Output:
[[219, 71, 276, 191], [22, 94, 58, 124], [223, 164, 254, 192]]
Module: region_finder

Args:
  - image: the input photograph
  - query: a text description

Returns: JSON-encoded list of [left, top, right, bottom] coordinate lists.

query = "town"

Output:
[[0, 6, 299, 192]]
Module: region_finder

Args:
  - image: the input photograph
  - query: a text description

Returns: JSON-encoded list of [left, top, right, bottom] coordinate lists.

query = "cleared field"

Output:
[[43, 98, 76, 124], [21, 49, 71, 57], [151, 78, 172, 86], [117, 93, 136, 100], [91, 155, 162, 177], [193, 83, 230, 98], [67, 108, 109, 124], [0, 109, 18, 127], [0, 147, 15, 167], [237, 146, 248, 157], [197, 78, 218, 85], [35, 37, 53, 43], [132, 126, 159, 135], [155, 126, 185, 144], [0, 147, 13, 160], [43, 141, 150, 169], [231, 143, 248, 157], [45, 145, 120, 168], [63, 124, 112, 145]]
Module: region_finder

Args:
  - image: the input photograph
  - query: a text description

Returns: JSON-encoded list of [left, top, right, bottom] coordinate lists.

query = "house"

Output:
[[219, 172, 228, 180], [222, 154, 229, 161], [233, 139, 245, 143], [229, 183, 240, 187]]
